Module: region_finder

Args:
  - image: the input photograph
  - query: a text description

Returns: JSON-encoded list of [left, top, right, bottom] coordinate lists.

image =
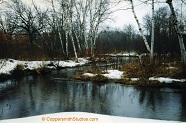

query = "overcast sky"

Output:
[[103, 0, 186, 30], [0, 0, 185, 31]]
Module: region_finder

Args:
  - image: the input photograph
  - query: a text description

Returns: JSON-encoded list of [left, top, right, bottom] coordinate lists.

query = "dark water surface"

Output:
[[0, 67, 186, 121]]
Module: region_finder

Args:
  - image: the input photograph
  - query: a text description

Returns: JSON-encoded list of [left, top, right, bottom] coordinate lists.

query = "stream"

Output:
[[0, 61, 186, 121]]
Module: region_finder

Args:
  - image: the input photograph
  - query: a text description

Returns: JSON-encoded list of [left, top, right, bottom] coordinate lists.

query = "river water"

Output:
[[0, 67, 186, 121]]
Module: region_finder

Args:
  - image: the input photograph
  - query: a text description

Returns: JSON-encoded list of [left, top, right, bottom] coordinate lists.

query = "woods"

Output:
[[1, 1, 186, 121], [0, 0, 113, 60], [0, 0, 185, 67]]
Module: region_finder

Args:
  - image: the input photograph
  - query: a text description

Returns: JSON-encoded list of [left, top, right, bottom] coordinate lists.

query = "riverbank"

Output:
[[0, 58, 89, 81], [73, 71, 186, 87], [73, 61, 186, 87], [0, 112, 185, 123]]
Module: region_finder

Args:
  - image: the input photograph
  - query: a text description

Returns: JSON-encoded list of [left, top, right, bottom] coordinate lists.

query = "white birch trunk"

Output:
[[65, 31, 69, 58], [74, 30, 82, 54], [166, 0, 186, 69], [69, 0, 78, 60], [51, 0, 65, 57], [150, 0, 155, 62], [70, 31, 78, 60], [130, 0, 151, 53]]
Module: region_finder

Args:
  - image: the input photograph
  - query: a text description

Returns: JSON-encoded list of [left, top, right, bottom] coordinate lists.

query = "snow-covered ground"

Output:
[[101, 52, 139, 57], [0, 112, 184, 123], [0, 58, 89, 75], [83, 70, 124, 79], [83, 73, 97, 77], [149, 77, 186, 83], [1, 58, 185, 84], [102, 70, 124, 79], [82, 69, 186, 83]]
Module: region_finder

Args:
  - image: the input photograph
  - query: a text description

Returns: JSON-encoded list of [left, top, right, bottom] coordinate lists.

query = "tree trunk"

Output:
[[65, 31, 69, 59], [74, 30, 82, 55], [166, 0, 186, 69], [150, 0, 155, 62], [129, 0, 151, 53], [70, 31, 78, 60], [51, 0, 66, 58]]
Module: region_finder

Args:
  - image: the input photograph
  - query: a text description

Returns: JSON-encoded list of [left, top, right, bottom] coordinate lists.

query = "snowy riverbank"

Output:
[[0, 112, 185, 123], [0, 58, 89, 78], [78, 69, 186, 86]]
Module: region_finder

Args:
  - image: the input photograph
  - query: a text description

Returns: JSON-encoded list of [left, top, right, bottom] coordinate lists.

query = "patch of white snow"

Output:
[[0, 59, 18, 75], [149, 77, 186, 83], [103, 70, 124, 79], [0, 112, 184, 123], [131, 78, 139, 81], [83, 73, 97, 77]]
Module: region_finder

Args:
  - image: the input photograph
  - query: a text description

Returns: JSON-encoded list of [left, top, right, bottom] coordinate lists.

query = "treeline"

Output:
[[97, 7, 185, 56], [0, 0, 112, 60], [0, 0, 185, 60], [96, 29, 146, 54]]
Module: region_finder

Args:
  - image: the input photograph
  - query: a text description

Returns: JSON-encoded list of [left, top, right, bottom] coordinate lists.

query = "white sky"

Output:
[[103, 0, 185, 30], [0, 0, 185, 31]]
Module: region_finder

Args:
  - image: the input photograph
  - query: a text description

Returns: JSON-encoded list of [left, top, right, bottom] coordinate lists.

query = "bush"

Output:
[[121, 58, 185, 80]]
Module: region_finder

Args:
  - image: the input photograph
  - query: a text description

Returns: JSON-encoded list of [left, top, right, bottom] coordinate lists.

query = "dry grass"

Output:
[[72, 73, 109, 82], [121, 60, 185, 79], [72, 56, 186, 87]]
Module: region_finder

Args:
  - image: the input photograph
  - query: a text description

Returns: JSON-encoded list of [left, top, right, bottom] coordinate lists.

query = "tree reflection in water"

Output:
[[0, 68, 186, 122]]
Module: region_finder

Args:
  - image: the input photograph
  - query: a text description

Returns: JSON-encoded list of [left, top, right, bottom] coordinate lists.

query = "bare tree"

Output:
[[128, 0, 151, 53], [166, 0, 186, 69], [74, 0, 90, 55], [6, 0, 47, 46], [51, 0, 66, 58], [31, 0, 57, 59], [0, 12, 16, 42], [124, 24, 135, 54], [58, 0, 79, 60], [88, 0, 112, 59], [150, 0, 155, 62]]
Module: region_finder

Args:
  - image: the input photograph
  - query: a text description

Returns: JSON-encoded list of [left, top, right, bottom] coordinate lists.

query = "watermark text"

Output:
[[42, 116, 99, 122]]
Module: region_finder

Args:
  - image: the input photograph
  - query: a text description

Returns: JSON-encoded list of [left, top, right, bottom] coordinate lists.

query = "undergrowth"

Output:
[[121, 59, 185, 79]]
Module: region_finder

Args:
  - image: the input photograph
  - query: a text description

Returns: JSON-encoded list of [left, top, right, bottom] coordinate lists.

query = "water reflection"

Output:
[[0, 69, 186, 121], [180, 92, 186, 121]]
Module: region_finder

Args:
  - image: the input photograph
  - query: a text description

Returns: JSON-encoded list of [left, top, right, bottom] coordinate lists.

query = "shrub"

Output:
[[121, 58, 185, 81]]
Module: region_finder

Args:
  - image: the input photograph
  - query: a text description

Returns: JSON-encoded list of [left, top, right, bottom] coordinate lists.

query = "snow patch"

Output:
[[103, 70, 124, 79], [55, 58, 89, 67], [108, 52, 138, 57], [0, 58, 89, 75], [166, 67, 178, 70], [24, 61, 50, 70], [149, 77, 186, 83], [83, 73, 97, 77], [0, 59, 18, 75], [0, 112, 184, 123], [82, 70, 124, 80], [131, 78, 139, 81]]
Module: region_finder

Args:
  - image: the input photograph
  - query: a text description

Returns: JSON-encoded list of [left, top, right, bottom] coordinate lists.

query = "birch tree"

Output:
[[166, 0, 186, 69], [59, 0, 78, 60], [31, 0, 56, 59], [74, 0, 90, 55], [128, 0, 151, 53], [51, 0, 66, 58], [150, 0, 155, 62], [68, 0, 78, 60], [88, 0, 111, 59]]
